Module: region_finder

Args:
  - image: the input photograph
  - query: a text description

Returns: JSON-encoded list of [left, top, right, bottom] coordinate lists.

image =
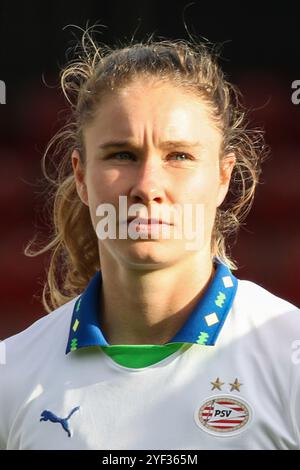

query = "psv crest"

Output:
[[194, 395, 252, 436]]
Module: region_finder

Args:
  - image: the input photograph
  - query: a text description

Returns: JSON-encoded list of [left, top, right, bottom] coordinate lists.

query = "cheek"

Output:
[[181, 166, 220, 206], [86, 167, 122, 203], [181, 167, 220, 237], [85, 167, 130, 229]]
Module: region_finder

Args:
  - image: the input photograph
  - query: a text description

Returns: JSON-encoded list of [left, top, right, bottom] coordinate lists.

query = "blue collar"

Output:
[[66, 260, 238, 353]]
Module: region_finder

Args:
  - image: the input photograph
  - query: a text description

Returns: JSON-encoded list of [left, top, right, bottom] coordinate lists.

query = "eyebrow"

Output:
[[97, 140, 202, 150]]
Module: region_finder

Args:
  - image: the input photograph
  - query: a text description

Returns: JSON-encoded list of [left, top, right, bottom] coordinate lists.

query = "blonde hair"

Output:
[[26, 27, 268, 313]]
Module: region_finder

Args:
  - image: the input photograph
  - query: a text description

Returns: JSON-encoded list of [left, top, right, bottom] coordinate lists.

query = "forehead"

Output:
[[85, 79, 221, 146]]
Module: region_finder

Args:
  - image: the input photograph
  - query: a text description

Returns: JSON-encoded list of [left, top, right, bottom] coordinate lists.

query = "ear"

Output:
[[71, 149, 89, 206], [216, 153, 236, 207]]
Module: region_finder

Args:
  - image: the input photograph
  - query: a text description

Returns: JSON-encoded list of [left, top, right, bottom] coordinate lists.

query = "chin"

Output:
[[117, 239, 183, 269]]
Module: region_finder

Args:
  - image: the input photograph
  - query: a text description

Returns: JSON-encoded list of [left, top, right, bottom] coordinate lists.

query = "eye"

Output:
[[109, 152, 136, 161], [168, 152, 193, 161]]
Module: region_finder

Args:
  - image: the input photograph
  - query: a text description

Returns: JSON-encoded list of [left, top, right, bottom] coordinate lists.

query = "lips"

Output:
[[127, 217, 172, 225]]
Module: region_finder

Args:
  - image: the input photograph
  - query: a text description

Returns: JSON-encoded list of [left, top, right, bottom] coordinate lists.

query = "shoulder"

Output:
[[0, 297, 79, 449], [229, 278, 300, 374], [0, 296, 78, 389], [2, 296, 78, 358], [235, 278, 299, 320], [227, 277, 300, 348], [230, 279, 300, 440]]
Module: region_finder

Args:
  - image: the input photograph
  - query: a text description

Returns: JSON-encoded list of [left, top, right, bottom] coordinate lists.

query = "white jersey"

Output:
[[0, 261, 299, 450]]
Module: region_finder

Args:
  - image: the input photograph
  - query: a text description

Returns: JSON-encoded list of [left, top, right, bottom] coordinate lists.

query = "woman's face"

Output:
[[72, 79, 235, 269]]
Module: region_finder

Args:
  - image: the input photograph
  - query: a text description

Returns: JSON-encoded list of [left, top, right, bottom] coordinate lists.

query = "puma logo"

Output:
[[40, 406, 80, 437]]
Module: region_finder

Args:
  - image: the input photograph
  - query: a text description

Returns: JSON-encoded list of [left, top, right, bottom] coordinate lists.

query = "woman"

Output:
[[0, 29, 299, 450]]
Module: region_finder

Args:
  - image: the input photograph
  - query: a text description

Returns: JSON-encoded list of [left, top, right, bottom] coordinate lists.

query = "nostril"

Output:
[[129, 186, 164, 205]]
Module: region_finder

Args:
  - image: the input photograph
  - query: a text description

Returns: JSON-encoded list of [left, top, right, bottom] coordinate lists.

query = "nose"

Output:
[[129, 158, 165, 205]]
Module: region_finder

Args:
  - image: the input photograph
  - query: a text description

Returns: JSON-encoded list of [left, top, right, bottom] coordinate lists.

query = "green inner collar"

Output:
[[101, 343, 191, 368]]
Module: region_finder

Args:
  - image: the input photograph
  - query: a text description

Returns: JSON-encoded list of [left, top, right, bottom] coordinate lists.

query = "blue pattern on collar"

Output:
[[66, 260, 238, 354]]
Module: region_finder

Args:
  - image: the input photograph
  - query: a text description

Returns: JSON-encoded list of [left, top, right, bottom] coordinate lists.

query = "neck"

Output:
[[98, 249, 215, 345]]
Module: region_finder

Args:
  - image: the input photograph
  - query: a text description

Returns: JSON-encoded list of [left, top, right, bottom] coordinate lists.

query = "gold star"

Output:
[[229, 378, 242, 392], [211, 377, 224, 391]]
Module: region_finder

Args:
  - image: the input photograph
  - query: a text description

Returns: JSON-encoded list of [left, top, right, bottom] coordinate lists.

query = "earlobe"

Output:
[[71, 149, 89, 206], [217, 153, 236, 207]]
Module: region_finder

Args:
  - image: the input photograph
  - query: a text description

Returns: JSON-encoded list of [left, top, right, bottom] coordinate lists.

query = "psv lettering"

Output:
[[214, 409, 232, 418]]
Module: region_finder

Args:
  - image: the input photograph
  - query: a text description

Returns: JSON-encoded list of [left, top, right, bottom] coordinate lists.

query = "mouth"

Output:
[[126, 217, 173, 226]]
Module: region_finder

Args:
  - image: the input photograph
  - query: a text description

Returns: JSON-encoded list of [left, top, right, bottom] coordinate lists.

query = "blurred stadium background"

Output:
[[0, 1, 299, 338]]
